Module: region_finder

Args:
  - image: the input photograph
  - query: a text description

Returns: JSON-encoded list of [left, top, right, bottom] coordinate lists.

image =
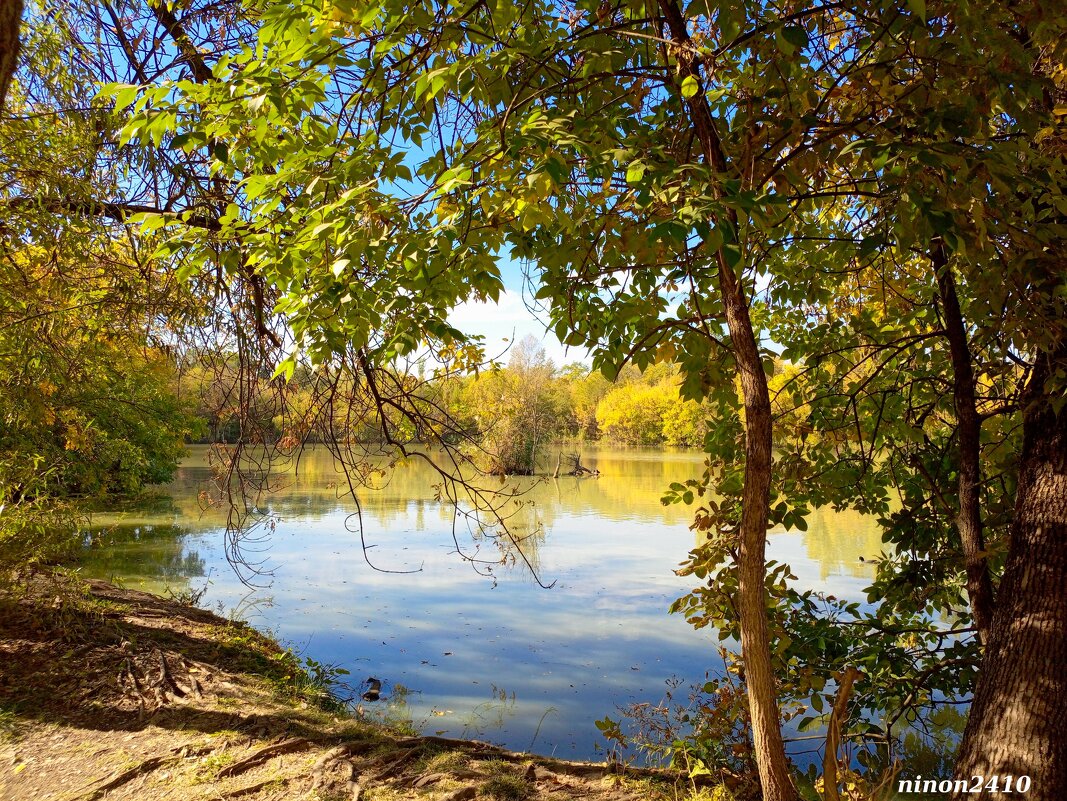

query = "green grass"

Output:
[[193, 750, 235, 782], [312, 791, 352, 801], [479, 774, 531, 800], [208, 624, 350, 714]]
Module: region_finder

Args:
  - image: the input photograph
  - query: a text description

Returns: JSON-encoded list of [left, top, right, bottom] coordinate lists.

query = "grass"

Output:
[[0, 706, 21, 743], [164, 583, 209, 607], [479, 774, 532, 800], [683, 787, 737, 801], [417, 749, 471, 775], [332, 718, 381, 741], [193, 750, 236, 782], [313, 791, 351, 801], [473, 761, 533, 800], [481, 759, 522, 777], [207, 728, 245, 742], [363, 788, 410, 801], [208, 623, 351, 714]]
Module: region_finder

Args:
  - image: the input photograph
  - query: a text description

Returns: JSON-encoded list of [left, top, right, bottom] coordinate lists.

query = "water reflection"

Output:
[[80, 445, 885, 761], [795, 507, 883, 580], [84, 523, 206, 587]]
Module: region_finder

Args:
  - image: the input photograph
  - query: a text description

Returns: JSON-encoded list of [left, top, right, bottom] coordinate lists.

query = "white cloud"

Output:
[[448, 290, 590, 367]]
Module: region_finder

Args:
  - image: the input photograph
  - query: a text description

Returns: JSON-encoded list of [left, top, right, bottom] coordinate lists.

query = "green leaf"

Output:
[[680, 75, 700, 99], [112, 84, 140, 112], [626, 162, 646, 184], [781, 26, 809, 53], [776, 27, 797, 57], [907, 0, 927, 23], [797, 715, 822, 733], [272, 356, 296, 382]]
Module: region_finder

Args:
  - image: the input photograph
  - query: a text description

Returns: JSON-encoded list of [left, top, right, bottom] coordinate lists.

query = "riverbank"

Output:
[[0, 572, 719, 801]]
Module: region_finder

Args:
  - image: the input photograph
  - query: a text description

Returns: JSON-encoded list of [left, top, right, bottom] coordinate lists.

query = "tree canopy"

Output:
[[2, 1, 1066, 799]]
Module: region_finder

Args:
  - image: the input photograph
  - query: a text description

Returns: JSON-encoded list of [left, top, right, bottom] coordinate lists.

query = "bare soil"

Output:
[[0, 573, 694, 801]]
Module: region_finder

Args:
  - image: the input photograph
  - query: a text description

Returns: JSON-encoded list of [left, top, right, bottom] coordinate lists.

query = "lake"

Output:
[[78, 445, 884, 763]]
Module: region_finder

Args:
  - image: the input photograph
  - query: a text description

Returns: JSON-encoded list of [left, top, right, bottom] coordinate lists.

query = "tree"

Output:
[[16, 0, 1066, 795], [108, 2, 910, 795], [0, 6, 205, 566], [461, 335, 565, 474], [0, 0, 21, 110], [750, 1, 1066, 794], [926, 8, 1067, 789], [557, 362, 611, 440], [0, 237, 198, 563], [814, 5, 1065, 793], [594, 377, 704, 446], [596, 384, 667, 445]]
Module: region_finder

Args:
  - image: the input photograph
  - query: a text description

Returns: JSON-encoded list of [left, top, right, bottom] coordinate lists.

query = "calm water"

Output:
[[79, 445, 884, 762]]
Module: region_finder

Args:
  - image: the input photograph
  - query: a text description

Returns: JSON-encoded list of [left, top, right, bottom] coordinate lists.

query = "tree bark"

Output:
[[658, 3, 798, 799], [822, 667, 861, 801], [952, 352, 1067, 801], [933, 243, 996, 645], [0, 0, 23, 112], [715, 246, 798, 801]]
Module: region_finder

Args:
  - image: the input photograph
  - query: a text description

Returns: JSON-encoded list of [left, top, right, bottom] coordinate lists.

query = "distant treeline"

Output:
[[180, 343, 702, 445], [176, 336, 801, 476]]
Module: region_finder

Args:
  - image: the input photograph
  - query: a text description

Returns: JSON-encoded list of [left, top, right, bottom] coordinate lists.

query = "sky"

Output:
[[446, 255, 591, 368]]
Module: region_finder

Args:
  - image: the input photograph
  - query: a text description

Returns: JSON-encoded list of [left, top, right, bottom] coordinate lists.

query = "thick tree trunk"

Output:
[[934, 244, 995, 645], [0, 0, 23, 111], [952, 355, 1067, 801], [658, 2, 798, 798]]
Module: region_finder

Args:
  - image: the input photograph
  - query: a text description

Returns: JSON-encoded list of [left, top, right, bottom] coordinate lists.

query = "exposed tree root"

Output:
[[367, 745, 421, 781], [118, 656, 148, 718], [68, 744, 213, 801], [395, 734, 693, 783], [216, 736, 311, 779], [71, 755, 173, 801], [220, 776, 294, 799], [3, 575, 697, 801], [309, 740, 379, 790]]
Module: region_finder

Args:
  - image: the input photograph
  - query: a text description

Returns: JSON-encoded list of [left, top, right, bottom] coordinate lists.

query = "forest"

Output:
[[181, 339, 727, 455], [0, 1, 1064, 801]]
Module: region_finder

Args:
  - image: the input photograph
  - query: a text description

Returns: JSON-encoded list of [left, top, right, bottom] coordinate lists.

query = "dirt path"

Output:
[[0, 574, 693, 801]]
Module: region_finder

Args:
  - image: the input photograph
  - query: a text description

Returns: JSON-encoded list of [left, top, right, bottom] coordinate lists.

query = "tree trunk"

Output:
[[658, 2, 798, 798], [0, 0, 23, 111], [952, 354, 1067, 800], [822, 667, 862, 801], [933, 244, 995, 645], [717, 254, 798, 801]]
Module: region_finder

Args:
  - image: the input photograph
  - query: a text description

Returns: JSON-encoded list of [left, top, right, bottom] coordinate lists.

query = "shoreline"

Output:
[[0, 573, 727, 801]]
